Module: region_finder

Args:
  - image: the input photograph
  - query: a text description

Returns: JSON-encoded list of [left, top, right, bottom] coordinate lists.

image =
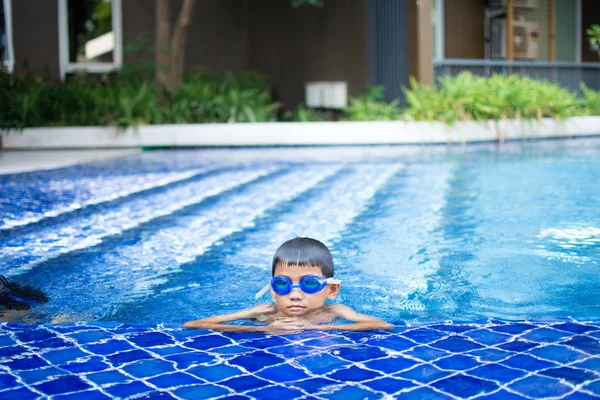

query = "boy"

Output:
[[184, 237, 393, 333]]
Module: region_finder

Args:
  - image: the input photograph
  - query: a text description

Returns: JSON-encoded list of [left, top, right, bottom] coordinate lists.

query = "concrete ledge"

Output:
[[2, 117, 600, 148]]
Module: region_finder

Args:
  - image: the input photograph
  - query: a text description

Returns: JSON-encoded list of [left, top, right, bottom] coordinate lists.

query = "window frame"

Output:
[[1, 0, 14, 72], [57, 0, 122, 79]]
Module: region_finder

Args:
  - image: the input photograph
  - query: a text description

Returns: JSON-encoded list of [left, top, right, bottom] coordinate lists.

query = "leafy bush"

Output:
[[343, 86, 402, 121], [581, 84, 600, 116], [0, 67, 279, 130]]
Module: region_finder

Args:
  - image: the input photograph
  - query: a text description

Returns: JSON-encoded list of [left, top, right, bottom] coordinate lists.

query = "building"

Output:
[[1, 0, 598, 109]]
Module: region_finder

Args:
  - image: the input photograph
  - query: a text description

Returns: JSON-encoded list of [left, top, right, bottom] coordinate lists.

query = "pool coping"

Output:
[[2, 116, 600, 148]]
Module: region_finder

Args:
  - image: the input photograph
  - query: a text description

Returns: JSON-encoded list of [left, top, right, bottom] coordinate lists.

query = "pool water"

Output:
[[1, 140, 599, 399]]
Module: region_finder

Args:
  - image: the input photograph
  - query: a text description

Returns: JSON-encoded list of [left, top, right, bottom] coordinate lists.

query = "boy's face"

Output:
[[271, 263, 340, 316]]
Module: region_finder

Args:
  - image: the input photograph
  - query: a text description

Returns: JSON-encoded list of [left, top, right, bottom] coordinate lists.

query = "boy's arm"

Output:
[[313, 305, 394, 331], [183, 303, 275, 332]]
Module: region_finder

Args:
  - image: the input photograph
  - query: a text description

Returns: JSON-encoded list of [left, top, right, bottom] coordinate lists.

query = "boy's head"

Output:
[[270, 238, 340, 316]]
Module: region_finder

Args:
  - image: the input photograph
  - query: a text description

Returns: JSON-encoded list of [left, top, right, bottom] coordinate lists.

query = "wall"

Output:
[[248, 0, 368, 109], [444, 0, 485, 59], [122, 0, 244, 71], [555, 0, 577, 62], [12, 0, 60, 77]]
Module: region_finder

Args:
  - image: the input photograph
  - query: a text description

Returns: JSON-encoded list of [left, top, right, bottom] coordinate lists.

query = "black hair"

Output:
[[0, 275, 48, 312], [271, 237, 334, 277]]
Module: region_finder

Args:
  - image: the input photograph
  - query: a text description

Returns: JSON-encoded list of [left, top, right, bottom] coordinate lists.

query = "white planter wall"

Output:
[[2, 117, 599, 149]]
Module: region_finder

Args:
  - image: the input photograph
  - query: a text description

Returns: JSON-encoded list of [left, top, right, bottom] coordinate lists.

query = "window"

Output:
[[58, 0, 122, 78], [1, 0, 14, 72]]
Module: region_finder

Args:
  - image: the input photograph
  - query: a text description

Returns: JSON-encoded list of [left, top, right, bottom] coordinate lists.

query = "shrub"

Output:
[[343, 86, 402, 121]]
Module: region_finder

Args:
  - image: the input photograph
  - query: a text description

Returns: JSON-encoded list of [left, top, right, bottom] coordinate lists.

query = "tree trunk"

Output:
[[169, 0, 198, 89], [155, 0, 171, 89]]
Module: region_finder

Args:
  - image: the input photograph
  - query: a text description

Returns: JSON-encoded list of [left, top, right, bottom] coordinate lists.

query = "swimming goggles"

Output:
[[255, 276, 341, 299]]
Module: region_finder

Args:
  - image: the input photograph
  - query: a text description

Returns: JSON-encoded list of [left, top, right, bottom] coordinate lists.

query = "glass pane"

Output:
[[68, 0, 113, 63], [1, 0, 7, 63]]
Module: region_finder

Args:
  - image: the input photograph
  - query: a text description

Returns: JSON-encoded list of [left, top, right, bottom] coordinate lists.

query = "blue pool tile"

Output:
[[151, 345, 188, 356], [228, 350, 284, 372], [186, 363, 244, 382], [561, 335, 600, 354], [0, 373, 19, 389], [327, 365, 382, 382], [431, 336, 484, 352], [521, 327, 573, 343], [529, 345, 587, 363], [136, 391, 178, 399], [540, 367, 598, 385], [104, 381, 153, 398], [43, 347, 89, 364], [572, 357, 600, 373], [434, 354, 481, 371], [295, 352, 351, 375], [554, 323, 597, 334], [465, 329, 512, 346], [405, 345, 451, 361], [400, 387, 454, 399], [402, 328, 448, 344], [509, 375, 573, 397], [28, 337, 70, 351], [317, 384, 378, 400], [431, 324, 477, 334], [0, 386, 40, 400], [490, 323, 536, 335], [333, 345, 387, 362], [582, 380, 600, 395], [68, 329, 113, 344], [256, 363, 309, 382], [84, 339, 134, 355], [52, 325, 95, 334], [243, 336, 290, 349], [500, 353, 558, 371], [185, 334, 233, 351], [267, 344, 315, 358], [0, 345, 26, 358], [16, 328, 56, 343], [121, 358, 176, 378], [219, 375, 272, 391], [397, 364, 450, 384], [16, 366, 65, 384], [61, 356, 110, 373], [147, 372, 203, 389], [302, 335, 355, 347], [247, 384, 306, 400], [164, 351, 214, 368], [362, 377, 415, 394], [53, 389, 111, 400], [497, 339, 538, 352], [469, 364, 527, 383], [433, 374, 499, 397], [0, 334, 16, 347], [363, 355, 418, 374], [128, 332, 174, 347], [563, 392, 600, 400], [85, 369, 130, 385], [5, 353, 49, 370], [107, 349, 153, 366], [469, 348, 511, 362], [366, 335, 416, 352], [173, 383, 231, 399], [208, 344, 255, 355], [34, 375, 92, 395], [478, 390, 529, 399], [289, 377, 339, 393]]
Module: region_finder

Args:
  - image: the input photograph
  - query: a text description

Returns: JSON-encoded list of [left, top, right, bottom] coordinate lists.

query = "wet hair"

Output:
[[271, 238, 334, 278], [0, 275, 48, 311]]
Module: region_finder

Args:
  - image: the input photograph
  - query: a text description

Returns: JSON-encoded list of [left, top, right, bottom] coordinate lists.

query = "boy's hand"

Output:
[[265, 317, 313, 335]]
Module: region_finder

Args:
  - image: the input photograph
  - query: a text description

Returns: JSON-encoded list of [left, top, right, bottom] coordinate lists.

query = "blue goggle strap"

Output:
[[254, 278, 342, 300]]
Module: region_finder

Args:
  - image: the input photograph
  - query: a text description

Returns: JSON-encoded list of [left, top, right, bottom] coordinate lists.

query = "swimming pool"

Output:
[[1, 140, 599, 398]]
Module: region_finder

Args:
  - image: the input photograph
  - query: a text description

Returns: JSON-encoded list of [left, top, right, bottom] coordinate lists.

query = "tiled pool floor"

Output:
[[1, 320, 598, 399]]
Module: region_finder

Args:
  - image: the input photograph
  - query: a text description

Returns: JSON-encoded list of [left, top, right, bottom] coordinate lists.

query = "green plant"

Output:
[[343, 86, 402, 121], [581, 84, 600, 115], [587, 24, 600, 51]]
